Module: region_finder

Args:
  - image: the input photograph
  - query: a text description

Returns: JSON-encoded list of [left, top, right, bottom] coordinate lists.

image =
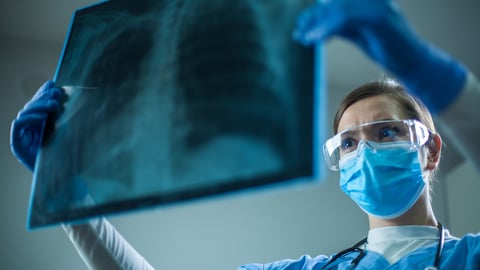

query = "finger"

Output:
[[293, 5, 324, 44], [31, 80, 68, 103], [19, 99, 65, 119], [10, 114, 48, 171], [293, 3, 342, 45], [11, 114, 48, 145]]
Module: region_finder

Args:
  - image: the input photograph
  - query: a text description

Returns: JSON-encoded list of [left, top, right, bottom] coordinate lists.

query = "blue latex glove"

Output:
[[293, 0, 467, 114], [10, 81, 68, 171]]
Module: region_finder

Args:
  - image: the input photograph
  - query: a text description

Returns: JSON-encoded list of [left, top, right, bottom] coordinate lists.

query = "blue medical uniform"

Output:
[[239, 233, 480, 269]]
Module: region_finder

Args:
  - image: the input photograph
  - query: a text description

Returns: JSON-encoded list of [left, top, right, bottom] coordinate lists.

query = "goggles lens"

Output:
[[323, 119, 430, 171]]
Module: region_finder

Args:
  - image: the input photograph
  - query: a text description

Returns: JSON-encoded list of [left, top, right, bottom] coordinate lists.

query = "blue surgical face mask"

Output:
[[339, 141, 425, 219]]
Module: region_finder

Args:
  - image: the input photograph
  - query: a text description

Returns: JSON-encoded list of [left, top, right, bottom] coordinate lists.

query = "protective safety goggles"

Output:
[[323, 119, 431, 171]]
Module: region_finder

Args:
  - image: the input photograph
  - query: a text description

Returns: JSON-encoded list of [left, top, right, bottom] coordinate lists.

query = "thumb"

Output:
[[10, 114, 48, 171]]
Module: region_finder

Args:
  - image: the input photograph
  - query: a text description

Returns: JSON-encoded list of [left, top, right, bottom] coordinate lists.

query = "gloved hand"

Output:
[[10, 80, 68, 171], [293, 0, 467, 114]]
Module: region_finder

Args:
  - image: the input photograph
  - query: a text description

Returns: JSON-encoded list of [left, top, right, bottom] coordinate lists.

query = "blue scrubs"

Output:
[[239, 233, 480, 269]]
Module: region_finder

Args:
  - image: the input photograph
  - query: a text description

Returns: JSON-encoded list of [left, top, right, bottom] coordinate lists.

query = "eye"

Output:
[[340, 138, 358, 152], [379, 126, 399, 140]]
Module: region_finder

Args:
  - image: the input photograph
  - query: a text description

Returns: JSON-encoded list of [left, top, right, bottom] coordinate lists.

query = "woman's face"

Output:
[[336, 93, 441, 176], [335, 93, 441, 227]]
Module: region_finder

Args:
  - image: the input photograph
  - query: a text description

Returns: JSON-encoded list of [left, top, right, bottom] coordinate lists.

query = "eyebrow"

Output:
[[340, 129, 359, 138]]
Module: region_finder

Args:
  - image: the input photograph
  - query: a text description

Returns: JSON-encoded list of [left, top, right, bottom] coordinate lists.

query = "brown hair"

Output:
[[333, 79, 436, 134]]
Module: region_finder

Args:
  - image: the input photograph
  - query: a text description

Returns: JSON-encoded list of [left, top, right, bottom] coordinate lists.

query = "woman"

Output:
[[240, 79, 480, 269], [10, 0, 480, 269]]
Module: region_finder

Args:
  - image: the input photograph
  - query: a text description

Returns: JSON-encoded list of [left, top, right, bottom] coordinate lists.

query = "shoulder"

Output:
[[440, 233, 480, 268], [448, 232, 480, 249], [238, 254, 329, 270]]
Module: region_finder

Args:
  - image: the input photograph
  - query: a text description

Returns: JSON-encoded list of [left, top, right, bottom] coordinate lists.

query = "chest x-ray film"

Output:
[[28, 0, 321, 229]]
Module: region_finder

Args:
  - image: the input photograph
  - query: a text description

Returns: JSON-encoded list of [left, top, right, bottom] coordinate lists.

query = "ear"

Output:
[[425, 133, 442, 171]]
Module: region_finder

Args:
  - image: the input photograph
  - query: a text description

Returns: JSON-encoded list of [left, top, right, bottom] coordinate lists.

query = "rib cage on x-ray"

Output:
[[29, 0, 314, 229]]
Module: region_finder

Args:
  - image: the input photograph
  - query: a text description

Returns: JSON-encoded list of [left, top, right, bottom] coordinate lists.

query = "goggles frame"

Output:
[[323, 119, 431, 171]]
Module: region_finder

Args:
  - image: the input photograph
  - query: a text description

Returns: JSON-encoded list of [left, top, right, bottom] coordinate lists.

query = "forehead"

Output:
[[337, 95, 407, 133]]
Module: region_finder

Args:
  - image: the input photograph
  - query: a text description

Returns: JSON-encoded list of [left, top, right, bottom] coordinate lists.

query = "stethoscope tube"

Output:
[[321, 222, 445, 269], [428, 222, 445, 270], [320, 237, 367, 269]]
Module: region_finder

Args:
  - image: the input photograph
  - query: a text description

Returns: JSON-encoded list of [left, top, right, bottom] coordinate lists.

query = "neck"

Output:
[[368, 191, 438, 229]]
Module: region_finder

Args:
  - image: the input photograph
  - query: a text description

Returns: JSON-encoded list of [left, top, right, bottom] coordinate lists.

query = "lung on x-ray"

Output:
[[28, 0, 319, 229]]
